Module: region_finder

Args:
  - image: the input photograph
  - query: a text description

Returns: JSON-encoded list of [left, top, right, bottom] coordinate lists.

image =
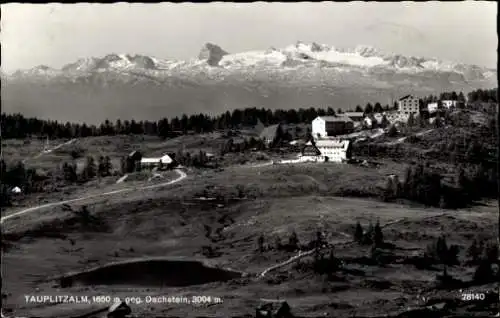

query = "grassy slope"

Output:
[[2, 157, 497, 317]]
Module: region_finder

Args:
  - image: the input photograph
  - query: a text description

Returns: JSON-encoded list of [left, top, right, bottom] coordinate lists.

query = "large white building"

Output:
[[398, 95, 420, 115], [312, 116, 354, 139], [301, 139, 352, 163]]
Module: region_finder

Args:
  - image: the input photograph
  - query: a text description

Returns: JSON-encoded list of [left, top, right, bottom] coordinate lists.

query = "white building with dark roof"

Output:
[[140, 154, 174, 169], [312, 116, 354, 139]]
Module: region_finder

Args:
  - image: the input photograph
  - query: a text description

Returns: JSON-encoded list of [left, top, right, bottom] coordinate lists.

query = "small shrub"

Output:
[[313, 248, 342, 275], [201, 245, 221, 258], [373, 221, 384, 247], [257, 235, 265, 253], [203, 224, 212, 238], [236, 184, 245, 198], [354, 222, 363, 244], [362, 222, 374, 245], [474, 260, 494, 283], [287, 231, 300, 252], [483, 241, 499, 264], [309, 230, 325, 250], [387, 125, 398, 137], [274, 236, 282, 251]]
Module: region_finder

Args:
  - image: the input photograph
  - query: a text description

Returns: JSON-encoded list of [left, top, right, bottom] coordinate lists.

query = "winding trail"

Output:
[[2, 159, 277, 226], [0, 169, 187, 225], [246, 160, 274, 168], [22, 138, 77, 164], [257, 214, 447, 279], [115, 174, 128, 184]]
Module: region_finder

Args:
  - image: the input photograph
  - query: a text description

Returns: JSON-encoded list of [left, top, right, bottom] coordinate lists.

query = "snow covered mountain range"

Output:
[[2, 42, 496, 123]]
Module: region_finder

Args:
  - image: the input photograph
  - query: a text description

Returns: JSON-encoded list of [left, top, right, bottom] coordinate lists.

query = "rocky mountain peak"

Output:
[[198, 43, 229, 66]]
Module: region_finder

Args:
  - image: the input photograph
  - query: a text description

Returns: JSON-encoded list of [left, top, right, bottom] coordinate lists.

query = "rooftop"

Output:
[[316, 115, 354, 123], [310, 139, 351, 148], [343, 112, 365, 117], [399, 94, 416, 101], [259, 124, 282, 140]]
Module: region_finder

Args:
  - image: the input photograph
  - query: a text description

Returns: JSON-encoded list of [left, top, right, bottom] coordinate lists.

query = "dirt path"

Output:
[[257, 238, 353, 279], [246, 160, 274, 168], [115, 174, 128, 184], [256, 214, 449, 279], [0, 169, 187, 225], [385, 129, 435, 146], [22, 138, 77, 164]]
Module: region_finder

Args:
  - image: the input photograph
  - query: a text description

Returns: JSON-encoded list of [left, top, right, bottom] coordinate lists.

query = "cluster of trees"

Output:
[[420, 88, 496, 108], [352, 102, 395, 115], [2, 107, 331, 140], [467, 239, 499, 283], [61, 156, 113, 183], [424, 235, 460, 267], [2, 88, 496, 140], [354, 221, 384, 247], [175, 150, 211, 168], [420, 91, 466, 104], [219, 136, 269, 156], [258, 230, 342, 277], [358, 131, 496, 170], [425, 235, 499, 285], [383, 162, 497, 209], [0, 160, 47, 207], [0, 154, 116, 207], [468, 88, 497, 104]]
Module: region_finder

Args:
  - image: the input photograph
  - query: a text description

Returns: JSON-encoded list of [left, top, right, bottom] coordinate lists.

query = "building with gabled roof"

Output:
[[140, 153, 175, 170], [312, 115, 354, 139]]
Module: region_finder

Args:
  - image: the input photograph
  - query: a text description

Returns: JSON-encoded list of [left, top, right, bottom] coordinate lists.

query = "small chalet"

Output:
[[363, 113, 386, 128], [427, 102, 439, 113], [301, 142, 321, 157], [11, 186, 22, 194], [140, 153, 175, 170]]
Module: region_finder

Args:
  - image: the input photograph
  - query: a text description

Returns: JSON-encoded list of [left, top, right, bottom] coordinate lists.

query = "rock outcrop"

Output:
[[198, 43, 229, 66]]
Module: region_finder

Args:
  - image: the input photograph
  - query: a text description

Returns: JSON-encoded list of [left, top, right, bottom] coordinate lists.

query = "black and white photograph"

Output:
[[0, 2, 498, 318]]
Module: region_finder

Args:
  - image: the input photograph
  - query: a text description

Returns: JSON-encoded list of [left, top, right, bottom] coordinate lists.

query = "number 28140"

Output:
[[461, 292, 485, 301]]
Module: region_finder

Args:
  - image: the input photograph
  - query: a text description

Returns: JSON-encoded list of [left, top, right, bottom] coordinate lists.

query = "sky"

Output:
[[1, 1, 497, 73]]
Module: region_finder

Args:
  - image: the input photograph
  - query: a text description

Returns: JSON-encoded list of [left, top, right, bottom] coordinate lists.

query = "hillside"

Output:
[[2, 42, 496, 124]]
